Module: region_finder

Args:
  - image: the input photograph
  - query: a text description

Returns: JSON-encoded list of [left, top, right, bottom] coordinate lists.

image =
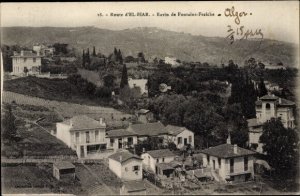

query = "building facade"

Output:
[[248, 94, 295, 153], [56, 115, 107, 158], [106, 129, 138, 151], [165, 125, 194, 149], [200, 143, 256, 182], [141, 149, 176, 173], [11, 51, 42, 76], [108, 151, 143, 181]]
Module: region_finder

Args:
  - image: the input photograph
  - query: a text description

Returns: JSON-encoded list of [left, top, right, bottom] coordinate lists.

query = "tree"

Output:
[[82, 49, 86, 67], [103, 74, 116, 88], [120, 64, 128, 88], [2, 105, 17, 141], [259, 118, 299, 177], [258, 78, 268, 97], [137, 52, 145, 63], [92, 46, 96, 56]]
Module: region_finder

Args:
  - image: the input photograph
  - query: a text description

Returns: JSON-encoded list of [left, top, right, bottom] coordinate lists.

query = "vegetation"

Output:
[[120, 64, 129, 88], [2, 104, 17, 141], [260, 118, 299, 178]]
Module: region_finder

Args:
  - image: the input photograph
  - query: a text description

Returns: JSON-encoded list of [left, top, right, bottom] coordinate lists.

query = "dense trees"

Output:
[[258, 77, 268, 97], [259, 118, 299, 177], [120, 64, 129, 88]]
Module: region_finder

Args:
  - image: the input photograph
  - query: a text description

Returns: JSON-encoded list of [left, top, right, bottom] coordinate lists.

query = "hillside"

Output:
[[1, 26, 298, 67]]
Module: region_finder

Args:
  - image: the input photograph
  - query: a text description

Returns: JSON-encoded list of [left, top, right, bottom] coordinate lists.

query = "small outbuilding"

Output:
[[53, 161, 75, 180], [120, 180, 146, 195]]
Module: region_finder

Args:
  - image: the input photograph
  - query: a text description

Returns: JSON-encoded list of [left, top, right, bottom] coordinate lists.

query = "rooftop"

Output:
[[122, 180, 146, 192], [60, 115, 106, 131], [137, 109, 150, 114], [127, 122, 168, 136], [165, 125, 189, 136], [247, 118, 263, 128], [12, 50, 41, 58], [156, 162, 174, 170], [106, 129, 136, 138], [145, 149, 176, 158], [53, 161, 75, 170], [108, 151, 142, 163], [256, 96, 295, 106], [200, 144, 256, 158]]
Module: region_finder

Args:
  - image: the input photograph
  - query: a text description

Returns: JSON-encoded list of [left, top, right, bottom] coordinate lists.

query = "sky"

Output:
[[0, 1, 299, 44]]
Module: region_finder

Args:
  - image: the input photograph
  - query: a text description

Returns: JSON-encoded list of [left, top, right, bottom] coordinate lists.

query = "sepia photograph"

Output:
[[0, 1, 299, 195]]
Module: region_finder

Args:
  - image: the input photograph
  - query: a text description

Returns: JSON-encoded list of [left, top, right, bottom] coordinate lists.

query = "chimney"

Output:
[[13, 51, 18, 56], [99, 118, 103, 125], [234, 144, 238, 154], [279, 98, 282, 104], [142, 148, 145, 153], [21, 50, 24, 56], [119, 155, 122, 162], [70, 119, 73, 127], [226, 133, 231, 144]]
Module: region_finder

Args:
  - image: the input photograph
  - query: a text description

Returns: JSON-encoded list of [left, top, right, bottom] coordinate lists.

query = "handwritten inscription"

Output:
[[224, 6, 263, 44]]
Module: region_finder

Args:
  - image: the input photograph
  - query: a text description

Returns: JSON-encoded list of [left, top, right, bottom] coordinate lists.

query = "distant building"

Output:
[[108, 151, 143, 181], [128, 78, 148, 96], [56, 115, 107, 158], [136, 109, 154, 123], [11, 50, 42, 76], [164, 57, 180, 67], [247, 94, 295, 153], [33, 44, 55, 56], [141, 149, 176, 174], [200, 142, 256, 182], [264, 65, 286, 70], [53, 161, 75, 180], [165, 125, 194, 149], [120, 180, 146, 195]]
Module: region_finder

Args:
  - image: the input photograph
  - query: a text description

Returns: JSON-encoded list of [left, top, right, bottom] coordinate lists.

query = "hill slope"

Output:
[[1, 26, 298, 66]]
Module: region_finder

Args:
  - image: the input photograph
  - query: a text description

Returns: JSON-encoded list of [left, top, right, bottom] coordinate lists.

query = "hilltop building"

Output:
[[11, 50, 42, 76]]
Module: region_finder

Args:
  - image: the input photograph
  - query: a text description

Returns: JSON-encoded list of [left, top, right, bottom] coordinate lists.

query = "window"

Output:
[[218, 158, 221, 168], [244, 156, 248, 171], [157, 158, 159, 163], [189, 136, 192, 143], [207, 155, 210, 164], [86, 131, 90, 143], [178, 137, 182, 144], [266, 103, 271, 110], [95, 130, 99, 142], [24, 58, 27, 62], [110, 138, 114, 147], [133, 165, 140, 171], [33, 58, 36, 62], [162, 158, 165, 162], [75, 132, 80, 143], [230, 159, 234, 173]]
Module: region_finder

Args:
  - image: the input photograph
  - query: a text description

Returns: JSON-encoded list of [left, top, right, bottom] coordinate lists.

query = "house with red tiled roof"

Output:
[[247, 94, 295, 153], [165, 125, 194, 149], [199, 141, 256, 182], [108, 151, 143, 181], [56, 115, 107, 158]]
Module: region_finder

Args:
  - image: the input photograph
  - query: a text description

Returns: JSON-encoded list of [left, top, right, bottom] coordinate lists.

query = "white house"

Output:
[[56, 115, 107, 158], [141, 149, 176, 174], [200, 142, 256, 182], [106, 129, 138, 151], [108, 151, 143, 181], [165, 125, 194, 149], [247, 94, 295, 153], [11, 50, 42, 76], [128, 78, 148, 96], [164, 57, 180, 67]]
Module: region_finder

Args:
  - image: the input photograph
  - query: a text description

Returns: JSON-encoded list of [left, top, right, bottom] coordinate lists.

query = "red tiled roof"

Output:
[[256, 97, 295, 107], [53, 161, 75, 170], [60, 115, 105, 131], [145, 149, 176, 158], [127, 122, 168, 136], [106, 129, 136, 138], [122, 180, 146, 192], [247, 118, 262, 127], [165, 125, 190, 136], [108, 151, 142, 163], [201, 144, 256, 158]]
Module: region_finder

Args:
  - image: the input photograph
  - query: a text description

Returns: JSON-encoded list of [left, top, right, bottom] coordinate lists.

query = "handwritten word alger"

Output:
[[224, 6, 249, 25]]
